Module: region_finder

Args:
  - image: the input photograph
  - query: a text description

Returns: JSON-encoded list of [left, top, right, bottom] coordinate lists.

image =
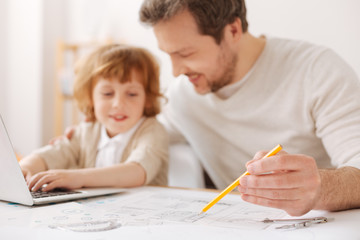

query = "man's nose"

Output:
[[171, 57, 188, 77]]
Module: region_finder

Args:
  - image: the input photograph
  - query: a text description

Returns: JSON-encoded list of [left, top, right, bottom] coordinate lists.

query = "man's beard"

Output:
[[209, 52, 238, 93]]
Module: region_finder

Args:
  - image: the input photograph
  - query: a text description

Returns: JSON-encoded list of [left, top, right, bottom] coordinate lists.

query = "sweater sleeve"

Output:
[[310, 49, 360, 169], [124, 118, 169, 185], [31, 126, 82, 169]]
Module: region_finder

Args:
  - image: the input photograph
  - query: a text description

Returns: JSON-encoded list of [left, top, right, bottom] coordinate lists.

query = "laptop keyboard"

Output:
[[31, 189, 81, 199]]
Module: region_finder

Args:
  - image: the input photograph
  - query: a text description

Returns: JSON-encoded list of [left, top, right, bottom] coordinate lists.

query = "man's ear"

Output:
[[226, 17, 243, 42]]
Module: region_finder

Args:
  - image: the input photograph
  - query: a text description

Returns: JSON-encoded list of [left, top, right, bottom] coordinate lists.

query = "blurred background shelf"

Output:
[[54, 39, 112, 136]]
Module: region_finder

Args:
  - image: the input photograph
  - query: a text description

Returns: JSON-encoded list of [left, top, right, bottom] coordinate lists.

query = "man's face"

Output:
[[153, 9, 238, 95]]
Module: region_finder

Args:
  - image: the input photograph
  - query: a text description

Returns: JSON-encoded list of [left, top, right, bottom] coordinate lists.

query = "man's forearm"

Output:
[[315, 166, 360, 211]]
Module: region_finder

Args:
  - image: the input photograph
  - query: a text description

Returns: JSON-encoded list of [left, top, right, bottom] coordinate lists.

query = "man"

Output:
[[139, 0, 360, 216]]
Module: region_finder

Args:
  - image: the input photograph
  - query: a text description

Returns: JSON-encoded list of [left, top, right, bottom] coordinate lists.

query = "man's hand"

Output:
[[27, 169, 84, 192], [238, 150, 321, 216], [49, 126, 76, 145]]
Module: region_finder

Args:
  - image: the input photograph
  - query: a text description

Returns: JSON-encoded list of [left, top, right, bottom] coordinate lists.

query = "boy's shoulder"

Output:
[[132, 117, 168, 142], [74, 121, 102, 138], [126, 117, 169, 151], [140, 117, 166, 132]]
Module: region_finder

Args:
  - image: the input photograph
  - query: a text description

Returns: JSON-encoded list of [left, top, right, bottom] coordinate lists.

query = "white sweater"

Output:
[[160, 37, 360, 189]]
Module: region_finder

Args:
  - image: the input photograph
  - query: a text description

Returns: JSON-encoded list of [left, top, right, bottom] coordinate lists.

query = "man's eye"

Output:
[[180, 53, 191, 58], [179, 52, 193, 58]]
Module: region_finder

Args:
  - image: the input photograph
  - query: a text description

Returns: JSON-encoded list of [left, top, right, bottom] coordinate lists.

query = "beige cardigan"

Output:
[[33, 117, 168, 186]]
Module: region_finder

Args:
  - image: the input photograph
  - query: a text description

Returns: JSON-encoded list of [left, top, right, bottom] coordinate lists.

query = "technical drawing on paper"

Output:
[[0, 186, 287, 231]]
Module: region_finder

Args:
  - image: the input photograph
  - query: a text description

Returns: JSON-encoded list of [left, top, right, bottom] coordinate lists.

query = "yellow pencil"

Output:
[[200, 144, 283, 214]]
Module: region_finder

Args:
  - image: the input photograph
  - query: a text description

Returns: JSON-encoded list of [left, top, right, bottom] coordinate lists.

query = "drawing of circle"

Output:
[[81, 217, 93, 221], [53, 216, 68, 220], [104, 214, 119, 218], [62, 209, 84, 214]]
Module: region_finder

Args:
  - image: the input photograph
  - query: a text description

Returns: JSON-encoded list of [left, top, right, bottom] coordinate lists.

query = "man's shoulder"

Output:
[[267, 36, 321, 48], [260, 36, 338, 74], [266, 36, 329, 59], [271, 37, 352, 72]]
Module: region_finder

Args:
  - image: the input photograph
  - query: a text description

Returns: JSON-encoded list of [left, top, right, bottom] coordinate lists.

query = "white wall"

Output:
[[2, 0, 360, 156], [1, 0, 67, 156], [66, 0, 173, 90], [65, 0, 360, 89], [41, 0, 67, 147], [246, 0, 360, 77], [7, 0, 43, 155], [0, 0, 9, 117]]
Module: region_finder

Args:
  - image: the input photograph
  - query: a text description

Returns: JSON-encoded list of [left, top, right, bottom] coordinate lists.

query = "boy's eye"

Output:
[[102, 92, 114, 96], [128, 92, 138, 97]]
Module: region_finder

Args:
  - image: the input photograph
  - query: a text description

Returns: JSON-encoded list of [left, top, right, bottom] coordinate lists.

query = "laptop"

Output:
[[0, 115, 126, 206]]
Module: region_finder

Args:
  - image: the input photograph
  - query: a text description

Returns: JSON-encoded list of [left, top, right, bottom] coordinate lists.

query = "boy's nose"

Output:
[[112, 96, 126, 109]]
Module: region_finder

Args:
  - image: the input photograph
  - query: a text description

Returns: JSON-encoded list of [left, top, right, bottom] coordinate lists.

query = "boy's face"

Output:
[[153, 9, 238, 95], [92, 69, 146, 137]]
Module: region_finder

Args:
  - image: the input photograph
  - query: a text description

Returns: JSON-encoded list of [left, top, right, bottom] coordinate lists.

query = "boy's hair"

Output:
[[73, 44, 162, 121], [139, 0, 248, 44]]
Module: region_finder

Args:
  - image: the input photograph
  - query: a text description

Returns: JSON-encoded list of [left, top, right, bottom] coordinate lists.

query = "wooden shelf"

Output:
[[54, 39, 112, 136]]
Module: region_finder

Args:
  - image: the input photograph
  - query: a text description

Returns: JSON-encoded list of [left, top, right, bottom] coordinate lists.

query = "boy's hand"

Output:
[[19, 155, 48, 182], [27, 169, 84, 192], [21, 167, 33, 182]]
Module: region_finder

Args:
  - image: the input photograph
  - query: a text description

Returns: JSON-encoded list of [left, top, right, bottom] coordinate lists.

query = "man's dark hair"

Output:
[[139, 0, 248, 44]]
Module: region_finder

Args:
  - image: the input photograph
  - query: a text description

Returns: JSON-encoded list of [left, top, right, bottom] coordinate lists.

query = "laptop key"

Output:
[[31, 189, 81, 199]]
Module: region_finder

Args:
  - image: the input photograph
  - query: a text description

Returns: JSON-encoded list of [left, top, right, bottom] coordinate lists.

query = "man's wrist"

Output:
[[315, 167, 360, 211]]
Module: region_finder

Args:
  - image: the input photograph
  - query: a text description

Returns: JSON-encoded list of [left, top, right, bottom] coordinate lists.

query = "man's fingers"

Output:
[[48, 125, 76, 145], [246, 154, 316, 175], [246, 149, 287, 167], [48, 136, 63, 145], [64, 126, 76, 139], [238, 186, 302, 200], [240, 170, 320, 189], [241, 195, 312, 216]]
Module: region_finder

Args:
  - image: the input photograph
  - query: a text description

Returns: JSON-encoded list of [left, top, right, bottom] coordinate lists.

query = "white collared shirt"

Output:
[[95, 117, 145, 168]]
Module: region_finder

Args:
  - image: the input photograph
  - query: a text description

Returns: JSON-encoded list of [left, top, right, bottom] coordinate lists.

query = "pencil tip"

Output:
[[198, 211, 204, 215]]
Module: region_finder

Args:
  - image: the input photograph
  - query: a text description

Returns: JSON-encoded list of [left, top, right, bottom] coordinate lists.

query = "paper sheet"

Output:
[[3, 186, 359, 240], [73, 187, 287, 230], [0, 186, 285, 231]]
